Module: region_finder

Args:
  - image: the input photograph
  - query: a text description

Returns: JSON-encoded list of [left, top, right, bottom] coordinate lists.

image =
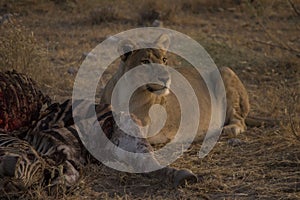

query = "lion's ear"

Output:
[[118, 39, 136, 62], [154, 34, 170, 51]]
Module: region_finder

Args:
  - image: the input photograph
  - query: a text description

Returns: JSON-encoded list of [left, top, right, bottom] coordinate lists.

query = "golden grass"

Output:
[[0, 21, 45, 77]]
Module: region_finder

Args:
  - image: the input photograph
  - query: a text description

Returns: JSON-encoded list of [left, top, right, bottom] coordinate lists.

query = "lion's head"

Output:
[[102, 34, 172, 129], [117, 34, 171, 96]]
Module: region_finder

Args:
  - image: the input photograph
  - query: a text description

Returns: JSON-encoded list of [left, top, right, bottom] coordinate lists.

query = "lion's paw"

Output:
[[222, 124, 245, 138]]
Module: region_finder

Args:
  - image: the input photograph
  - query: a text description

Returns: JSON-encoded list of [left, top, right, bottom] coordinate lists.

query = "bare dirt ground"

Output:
[[0, 0, 300, 199]]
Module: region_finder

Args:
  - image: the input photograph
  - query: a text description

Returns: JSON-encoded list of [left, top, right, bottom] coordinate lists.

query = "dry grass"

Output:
[[137, 0, 180, 25], [0, 19, 75, 99], [0, 0, 299, 199], [90, 5, 122, 25], [0, 21, 46, 78]]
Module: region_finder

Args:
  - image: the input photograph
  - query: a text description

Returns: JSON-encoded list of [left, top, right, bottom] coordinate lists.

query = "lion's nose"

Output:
[[158, 77, 169, 84]]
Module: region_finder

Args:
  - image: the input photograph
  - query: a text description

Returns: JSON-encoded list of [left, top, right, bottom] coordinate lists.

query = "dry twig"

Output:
[[253, 39, 300, 54], [288, 0, 300, 16]]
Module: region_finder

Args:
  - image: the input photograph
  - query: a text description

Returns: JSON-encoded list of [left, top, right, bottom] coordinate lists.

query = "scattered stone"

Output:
[[227, 138, 244, 147], [227, 7, 236, 12], [67, 67, 77, 75], [217, 8, 224, 12], [0, 13, 13, 25], [152, 19, 163, 27]]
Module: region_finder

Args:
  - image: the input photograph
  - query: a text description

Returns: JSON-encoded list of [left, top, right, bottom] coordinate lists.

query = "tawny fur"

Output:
[[101, 34, 250, 144]]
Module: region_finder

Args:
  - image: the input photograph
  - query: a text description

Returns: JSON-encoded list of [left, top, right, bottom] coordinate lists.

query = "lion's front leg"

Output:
[[108, 112, 198, 187]]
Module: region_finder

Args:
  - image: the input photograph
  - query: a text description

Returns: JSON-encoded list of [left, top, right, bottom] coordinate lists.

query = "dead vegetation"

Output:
[[0, 21, 46, 79], [0, 0, 299, 199]]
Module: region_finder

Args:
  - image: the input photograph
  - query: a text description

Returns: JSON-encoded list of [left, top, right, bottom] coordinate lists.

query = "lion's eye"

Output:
[[141, 60, 150, 64], [163, 57, 167, 63]]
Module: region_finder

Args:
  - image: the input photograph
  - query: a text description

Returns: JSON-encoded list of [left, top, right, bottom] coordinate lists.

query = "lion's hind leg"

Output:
[[220, 67, 250, 137], [223, 104, 247, 137]]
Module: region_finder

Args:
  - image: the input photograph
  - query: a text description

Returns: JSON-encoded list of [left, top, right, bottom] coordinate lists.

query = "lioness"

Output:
[[101, 34, 249, 144]]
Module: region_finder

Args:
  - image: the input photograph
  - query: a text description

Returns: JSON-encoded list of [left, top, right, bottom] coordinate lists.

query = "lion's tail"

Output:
[[245, 116, 280, 127]]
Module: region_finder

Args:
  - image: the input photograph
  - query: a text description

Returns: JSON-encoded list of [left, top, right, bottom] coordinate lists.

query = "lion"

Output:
[[101, 34, 250, 144]]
